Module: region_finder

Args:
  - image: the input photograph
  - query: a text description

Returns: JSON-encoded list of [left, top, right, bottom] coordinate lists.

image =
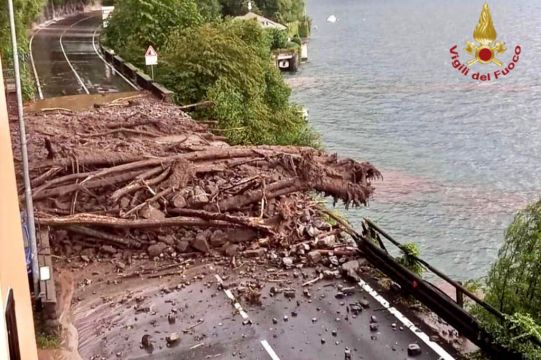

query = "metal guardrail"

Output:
[[352, 218, 521, 359]]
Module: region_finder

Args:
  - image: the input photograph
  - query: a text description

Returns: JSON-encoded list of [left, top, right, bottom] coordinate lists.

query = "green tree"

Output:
[[103, 0, 203, 64], [159, 21, 317, 146], [472, 200, 541, 359], [195, 0, 222, 22], [484, 200, 541, 319]]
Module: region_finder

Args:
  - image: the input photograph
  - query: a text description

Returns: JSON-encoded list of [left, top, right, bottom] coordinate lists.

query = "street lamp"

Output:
[[7, 0, 40, 298]]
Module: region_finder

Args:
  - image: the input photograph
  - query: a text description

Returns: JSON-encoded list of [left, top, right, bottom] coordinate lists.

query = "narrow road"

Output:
[[30, 12, 137, 99], [73, 261, 456, 360]]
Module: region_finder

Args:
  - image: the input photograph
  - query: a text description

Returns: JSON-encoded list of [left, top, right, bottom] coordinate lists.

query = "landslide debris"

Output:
[[11, 94, 381, 261]]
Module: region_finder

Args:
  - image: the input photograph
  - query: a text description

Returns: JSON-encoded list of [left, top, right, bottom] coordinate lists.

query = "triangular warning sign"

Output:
[[145, 46, 157, 57]]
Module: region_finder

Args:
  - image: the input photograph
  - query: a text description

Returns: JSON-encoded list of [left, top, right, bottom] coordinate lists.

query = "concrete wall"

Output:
[[0, 58, 39, 360]]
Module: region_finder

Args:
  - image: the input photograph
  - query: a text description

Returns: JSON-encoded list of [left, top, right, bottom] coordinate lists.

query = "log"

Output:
[[33, 169, 147, 200], [37, 214, 247, 229], [169, 208, 274, 234], [65, 225, 140, 248]]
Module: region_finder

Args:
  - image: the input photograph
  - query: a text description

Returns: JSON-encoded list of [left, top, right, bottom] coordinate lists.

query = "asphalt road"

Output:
[[72, 260, 456, 360], [30, 12, 136, 98]]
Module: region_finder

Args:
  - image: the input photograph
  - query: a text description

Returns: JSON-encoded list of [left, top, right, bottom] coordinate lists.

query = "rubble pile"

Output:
[[12, 94, 381, 261]]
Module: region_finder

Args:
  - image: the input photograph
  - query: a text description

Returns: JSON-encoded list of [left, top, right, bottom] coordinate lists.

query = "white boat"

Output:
[[326, 15, 337, 23]]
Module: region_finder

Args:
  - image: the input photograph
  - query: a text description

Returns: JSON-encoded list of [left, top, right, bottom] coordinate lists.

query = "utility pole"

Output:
[[7, 0, 40, 298]]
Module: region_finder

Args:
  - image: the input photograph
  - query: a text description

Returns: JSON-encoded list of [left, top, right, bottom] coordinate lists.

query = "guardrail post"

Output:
[[456, 281, 464, 308]]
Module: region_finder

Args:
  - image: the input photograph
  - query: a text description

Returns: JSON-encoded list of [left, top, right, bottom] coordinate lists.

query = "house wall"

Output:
[[0, 56, 38, 360]]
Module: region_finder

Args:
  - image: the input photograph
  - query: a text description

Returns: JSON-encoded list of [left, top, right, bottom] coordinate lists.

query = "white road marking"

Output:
[[29, 26, 45, 99], [59, 16, 92, 94], [260, 340, 282, 360], [215, 274, 282, 359], [91, 26, 139, 90], [358, 279, 455, 360], [214, 275, 249, 319]]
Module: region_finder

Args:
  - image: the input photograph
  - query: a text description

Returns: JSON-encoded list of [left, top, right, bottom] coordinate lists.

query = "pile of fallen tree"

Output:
[[11, 94, 381, 260]]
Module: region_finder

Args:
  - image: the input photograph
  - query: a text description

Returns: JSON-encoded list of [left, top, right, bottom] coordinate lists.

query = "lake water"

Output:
[[289, 0, 541, 279]]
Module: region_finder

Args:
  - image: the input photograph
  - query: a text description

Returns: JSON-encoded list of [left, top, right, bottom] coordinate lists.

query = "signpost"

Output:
[[145, 45, 158, 80], [102, 6, 114, 28]]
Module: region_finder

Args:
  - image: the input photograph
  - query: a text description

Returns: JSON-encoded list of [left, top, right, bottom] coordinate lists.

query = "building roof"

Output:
[[235, 12, 287, 31]]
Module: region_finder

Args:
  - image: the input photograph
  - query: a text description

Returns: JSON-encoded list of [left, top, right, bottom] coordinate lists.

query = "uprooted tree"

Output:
[[12, 95, 381, 258]]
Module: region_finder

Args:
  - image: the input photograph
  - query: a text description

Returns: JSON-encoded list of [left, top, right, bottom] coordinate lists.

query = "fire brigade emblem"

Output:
[[465, 2, 506, 66]]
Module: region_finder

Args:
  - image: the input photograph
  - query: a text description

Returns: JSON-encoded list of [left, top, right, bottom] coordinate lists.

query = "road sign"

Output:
[[102, 6, 114, 28], [145, 46, 158, 66]]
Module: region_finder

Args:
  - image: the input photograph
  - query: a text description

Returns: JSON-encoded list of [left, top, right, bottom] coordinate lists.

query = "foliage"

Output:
[[254, 0, 305, 24], [195, 0, 223, 22], [36, 331, 61, 349], [267, 28, 287, 49], [103, 0, 203, 65], [159, 21, 318, 146], [483, 199, 541, 320], [0, 0, 43, 99], [396, 242, 424, 276], [471, 200, 541, 359]]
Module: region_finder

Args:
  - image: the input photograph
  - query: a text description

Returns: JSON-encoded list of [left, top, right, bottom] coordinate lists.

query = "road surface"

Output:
[[71, 260, 456, 360], [30, 12, 137, 99]]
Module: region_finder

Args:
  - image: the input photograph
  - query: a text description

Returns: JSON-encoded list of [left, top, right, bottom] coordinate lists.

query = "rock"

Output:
[[341, 260, 361, 281], [210, 230, 227, 247], [332, 330, 337, 337], [148, 243, 168, 257], [344, 347, 352, 360], [407, 343, 422, 356], [119, 197, 130, 209], [101, 245, 117, 254], [329, 256, 339, 266], [81, 247, 96, 257], [158, 234, 175, 246], [223, 243, 240, 257], [272, 318, 278, 324], [316, 235, 336, 248], [359, 298, 370, 308], [350, 303, 363, 315], [284, 289, 296, 299], [175, 240, 190, 253], [243, 248, 266, 258], [282, 257, 294, 268], [80, 255, 90, 262], [226, 229, 258, 243], [303, 289, 312, 298], [168, 314, 176, 324], [370, 323, 379, 332], [305, 225, 320, 238], [140, 205, 165, 220], [335, 292, 345, 299], [166, 332, 180, 345], [192, 186, 209, 203], [141, 334, 152, 349], [370, 315, 378, 323], [307, 250, 322, 264], [193, 232, 210, 253]]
